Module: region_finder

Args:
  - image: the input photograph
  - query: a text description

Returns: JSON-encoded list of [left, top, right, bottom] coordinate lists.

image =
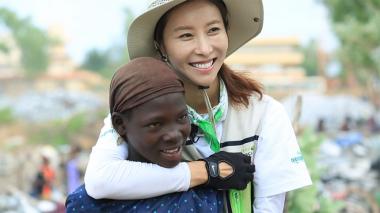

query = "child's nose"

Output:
[[162, 125, 183, 143]]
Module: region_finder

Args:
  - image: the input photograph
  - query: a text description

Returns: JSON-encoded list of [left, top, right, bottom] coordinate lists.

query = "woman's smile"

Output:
[[189, 59, 215, 73]]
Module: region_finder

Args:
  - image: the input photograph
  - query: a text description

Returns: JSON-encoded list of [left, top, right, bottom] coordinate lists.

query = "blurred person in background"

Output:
[[341, 116, 354, 132], [317, 118, 326, 133], [367, 115, 380, 134], [31, 155, 56, 200], [65, 145, 83, 194]]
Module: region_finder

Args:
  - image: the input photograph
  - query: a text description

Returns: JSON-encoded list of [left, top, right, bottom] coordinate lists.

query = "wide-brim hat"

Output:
[[127, 0, 264, 60]]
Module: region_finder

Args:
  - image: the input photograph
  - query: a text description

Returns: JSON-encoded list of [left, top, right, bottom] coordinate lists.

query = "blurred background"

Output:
[[0, 0, 379, 212]]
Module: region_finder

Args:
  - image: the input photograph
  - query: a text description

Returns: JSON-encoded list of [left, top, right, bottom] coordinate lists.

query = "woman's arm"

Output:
[[253, 193, 286, 212], [84, 115, 197, 199], [85, 149, 194, 199], [84, 115, 245, 199]]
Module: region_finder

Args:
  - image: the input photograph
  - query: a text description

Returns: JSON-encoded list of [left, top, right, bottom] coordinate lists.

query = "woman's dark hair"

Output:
[[154, 0, 263, 108], [220, 64, 263, 108]]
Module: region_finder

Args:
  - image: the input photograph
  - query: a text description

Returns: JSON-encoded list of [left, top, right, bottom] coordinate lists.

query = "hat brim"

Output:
[[127, 0, 263, 60]]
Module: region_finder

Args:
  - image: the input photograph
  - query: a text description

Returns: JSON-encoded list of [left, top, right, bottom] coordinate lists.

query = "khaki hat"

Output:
[[127, 0, 264, 60]]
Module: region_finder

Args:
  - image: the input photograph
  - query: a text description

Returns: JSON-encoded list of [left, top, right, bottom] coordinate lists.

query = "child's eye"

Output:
[[147, 122, 161, 129], [178, 114, 189, 122]]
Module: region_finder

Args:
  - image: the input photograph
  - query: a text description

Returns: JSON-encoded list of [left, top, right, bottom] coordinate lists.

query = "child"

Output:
[[66, 57, 253, 212]]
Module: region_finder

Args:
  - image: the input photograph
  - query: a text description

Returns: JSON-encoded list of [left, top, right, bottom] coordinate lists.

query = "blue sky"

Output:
[[0, 0, 337, 64]]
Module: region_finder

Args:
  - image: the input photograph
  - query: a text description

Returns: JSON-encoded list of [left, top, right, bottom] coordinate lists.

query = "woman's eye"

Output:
[[179, 33, 192, 39], [209, 27, 220, 33]]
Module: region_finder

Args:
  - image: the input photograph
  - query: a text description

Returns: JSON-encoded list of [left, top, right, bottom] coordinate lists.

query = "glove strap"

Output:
[[205, 161, 219, 178]]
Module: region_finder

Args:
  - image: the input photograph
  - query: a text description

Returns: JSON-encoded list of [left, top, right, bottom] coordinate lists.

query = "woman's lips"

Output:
[[189, 59, 215, 73]]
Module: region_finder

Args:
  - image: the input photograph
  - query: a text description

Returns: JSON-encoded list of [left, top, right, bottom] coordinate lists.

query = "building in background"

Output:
[[0, 26, 106, 96], [38, 25, 106, 92], [226, 37, 326, 99], [46, 26, 76, 76]]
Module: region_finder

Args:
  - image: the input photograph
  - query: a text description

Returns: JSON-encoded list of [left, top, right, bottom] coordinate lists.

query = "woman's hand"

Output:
[[204, 151, 255, 190], [187, 151, 255, 190]]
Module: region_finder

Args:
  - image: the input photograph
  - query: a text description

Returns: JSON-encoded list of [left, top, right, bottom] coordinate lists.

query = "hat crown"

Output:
[[149, 0, 171, 9]]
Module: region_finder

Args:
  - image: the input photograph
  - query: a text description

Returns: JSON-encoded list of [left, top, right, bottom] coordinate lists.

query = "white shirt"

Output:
[[253, 96, 312, 197]]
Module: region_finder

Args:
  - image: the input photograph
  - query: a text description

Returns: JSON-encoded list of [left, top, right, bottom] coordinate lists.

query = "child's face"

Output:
[[123, 92, 190, 168]]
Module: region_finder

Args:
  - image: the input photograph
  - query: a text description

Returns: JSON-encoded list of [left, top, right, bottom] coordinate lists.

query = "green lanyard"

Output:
[[188, 107, 223, 152], [188, 106, 252, 213], [187, 81, 253, 213]]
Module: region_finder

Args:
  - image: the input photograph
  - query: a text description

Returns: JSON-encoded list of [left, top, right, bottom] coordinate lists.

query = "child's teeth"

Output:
[[163, 147, 179, 153]]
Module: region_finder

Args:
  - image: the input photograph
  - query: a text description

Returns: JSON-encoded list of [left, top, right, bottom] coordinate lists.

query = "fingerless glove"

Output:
[[202, 151, 255, 190]]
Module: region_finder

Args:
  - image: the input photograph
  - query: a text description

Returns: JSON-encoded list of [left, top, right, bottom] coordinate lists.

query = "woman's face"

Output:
[[162, 0, 228, 87], [123, 93, 190, 168]]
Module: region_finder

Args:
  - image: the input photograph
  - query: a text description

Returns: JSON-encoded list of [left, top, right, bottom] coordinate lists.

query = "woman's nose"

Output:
[[194, 36, 213, 56]]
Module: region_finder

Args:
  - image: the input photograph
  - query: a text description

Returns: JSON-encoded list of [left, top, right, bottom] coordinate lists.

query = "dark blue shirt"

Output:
[[65, 184, 224, 213]]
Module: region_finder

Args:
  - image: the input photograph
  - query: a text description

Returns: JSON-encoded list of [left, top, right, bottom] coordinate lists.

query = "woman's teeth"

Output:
[[191, 60, 213, 69]]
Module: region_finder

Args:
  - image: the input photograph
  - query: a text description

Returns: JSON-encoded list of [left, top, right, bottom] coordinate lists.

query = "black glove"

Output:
[[202, 151, 255, 190]]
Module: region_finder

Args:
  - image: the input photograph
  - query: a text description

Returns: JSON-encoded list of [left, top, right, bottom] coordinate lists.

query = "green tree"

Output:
[[81, 7, 136, 78], [0, 107, 14, 124], [321, 0, 380, 95], [0, 42, 9, 53], [301, 40, 319, 76], [105, 7, 135, 67], [81, 49, 109, 72], [122, 7, 135, 62], [0, 8, 51, 76]]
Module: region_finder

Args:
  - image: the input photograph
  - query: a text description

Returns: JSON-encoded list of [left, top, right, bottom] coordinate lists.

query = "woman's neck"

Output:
[[184, 79, 220, 114]]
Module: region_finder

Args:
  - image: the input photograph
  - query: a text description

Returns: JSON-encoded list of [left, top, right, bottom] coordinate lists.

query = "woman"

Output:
[[85, 0, 312, 212]]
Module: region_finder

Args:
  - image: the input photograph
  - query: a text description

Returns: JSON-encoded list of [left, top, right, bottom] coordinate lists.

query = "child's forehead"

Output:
[[129, 91, 185, 113]]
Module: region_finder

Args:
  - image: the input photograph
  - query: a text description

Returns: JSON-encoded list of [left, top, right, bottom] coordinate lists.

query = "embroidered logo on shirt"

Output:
[[291, 152, 304, 164]]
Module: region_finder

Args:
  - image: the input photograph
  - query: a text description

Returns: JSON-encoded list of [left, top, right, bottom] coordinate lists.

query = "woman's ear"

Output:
[[154, 41, 168, 62], [111, 112, 127, 139], [160, 44, 168, 59]]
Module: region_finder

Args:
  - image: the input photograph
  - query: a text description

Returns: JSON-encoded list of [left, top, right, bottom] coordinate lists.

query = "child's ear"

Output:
[[111, 112, 128, 139]]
